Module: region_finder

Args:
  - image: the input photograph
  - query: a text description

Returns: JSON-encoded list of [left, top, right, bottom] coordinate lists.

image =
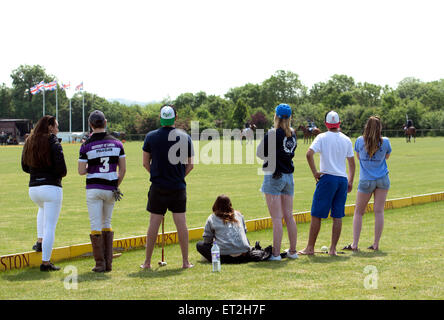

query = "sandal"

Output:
[[342, 244, 359, 251], [367, 245, 378, 251]]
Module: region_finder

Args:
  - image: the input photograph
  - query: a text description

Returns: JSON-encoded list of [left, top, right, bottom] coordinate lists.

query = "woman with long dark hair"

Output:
[[21, 115, 67, 271], [343, 116, 391, 251], [196, 195, 271, 263]]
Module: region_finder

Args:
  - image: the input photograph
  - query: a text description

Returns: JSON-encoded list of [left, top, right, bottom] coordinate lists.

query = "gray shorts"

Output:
[[358, 174, 390, 194], [261, 173, 294, 196]]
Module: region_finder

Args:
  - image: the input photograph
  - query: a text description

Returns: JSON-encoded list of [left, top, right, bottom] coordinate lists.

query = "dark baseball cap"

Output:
[[88, 110, 106, 128]]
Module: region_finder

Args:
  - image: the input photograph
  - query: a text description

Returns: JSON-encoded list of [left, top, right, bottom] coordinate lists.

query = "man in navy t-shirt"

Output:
[[140, 105, 194, 270]]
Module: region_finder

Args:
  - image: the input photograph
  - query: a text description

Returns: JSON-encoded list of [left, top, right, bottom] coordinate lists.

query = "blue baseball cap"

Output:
[[275, 104, 292, 119]]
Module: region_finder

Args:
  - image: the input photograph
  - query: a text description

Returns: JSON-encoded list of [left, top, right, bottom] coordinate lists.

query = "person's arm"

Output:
[[143, 151, 151, 173], [306, 148, 321, 182], [78, 161, 88, 175], [117, 156, 126, 186], [52, 140, 67, 178], [185, 156, 194, 176], [202, 218, 214, 244], [256, 133, 269, 160], [385, 153, 391, 160], [347, 156, 355, 193]]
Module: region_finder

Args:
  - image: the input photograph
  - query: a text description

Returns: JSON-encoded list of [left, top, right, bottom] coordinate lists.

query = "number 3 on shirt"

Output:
[[100, 157, 110, 172]]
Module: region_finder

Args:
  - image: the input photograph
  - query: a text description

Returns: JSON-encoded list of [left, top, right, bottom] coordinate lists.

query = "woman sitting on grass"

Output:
[[196, 195, 271, 263]]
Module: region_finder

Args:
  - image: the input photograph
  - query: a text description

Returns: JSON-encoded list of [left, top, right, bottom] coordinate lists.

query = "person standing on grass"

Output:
[[298, 111, 355, 256], [140, 105, 194, 270], [78, 110, 126, 272], [21, 115, 67, 271], [256, 103, 298, 261], [343, 116, 391, 252]]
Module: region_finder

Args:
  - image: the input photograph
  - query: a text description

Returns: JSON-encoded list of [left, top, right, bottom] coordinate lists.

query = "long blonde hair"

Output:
[[274, 115, 293, 138], [363, 116, 383, 158]]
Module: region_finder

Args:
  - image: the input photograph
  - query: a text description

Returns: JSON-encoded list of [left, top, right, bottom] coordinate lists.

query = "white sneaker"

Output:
[[285, 249, 299, 259], [268, 254, 282, 261]]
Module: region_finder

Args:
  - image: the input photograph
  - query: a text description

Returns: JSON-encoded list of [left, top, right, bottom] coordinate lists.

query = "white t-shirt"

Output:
[[309, 131, 354, 178]]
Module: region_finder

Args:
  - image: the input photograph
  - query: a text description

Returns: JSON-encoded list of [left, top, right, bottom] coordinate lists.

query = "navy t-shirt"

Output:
[[258, 128, 297, 174], [142, 127, 194, 190]]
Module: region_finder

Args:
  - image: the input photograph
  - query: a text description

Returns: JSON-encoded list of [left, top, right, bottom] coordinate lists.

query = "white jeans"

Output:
[[86, 189, 115, 232], [29, 185, 63, 262]]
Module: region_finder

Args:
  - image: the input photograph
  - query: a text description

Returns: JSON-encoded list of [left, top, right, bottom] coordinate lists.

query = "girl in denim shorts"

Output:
[[256, 104, 298, 261], [343, 116, 392, 252]]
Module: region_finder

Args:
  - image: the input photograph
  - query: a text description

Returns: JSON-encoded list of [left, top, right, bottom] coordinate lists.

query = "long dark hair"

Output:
[[22, 115, 56, 168], [212, 195, 238, 224]]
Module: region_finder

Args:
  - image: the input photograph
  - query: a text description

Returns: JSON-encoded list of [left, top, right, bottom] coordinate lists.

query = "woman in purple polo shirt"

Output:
[[78, 110, 126, 272], [343, 116, 391, 251]]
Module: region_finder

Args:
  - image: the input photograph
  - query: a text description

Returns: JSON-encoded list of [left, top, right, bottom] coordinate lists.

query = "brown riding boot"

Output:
[[102, 230, 114, 272], [90, 234, 106, 272]]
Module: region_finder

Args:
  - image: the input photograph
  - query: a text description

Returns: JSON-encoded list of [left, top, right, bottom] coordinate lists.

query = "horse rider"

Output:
[[307, 120, 317, 133], [404, 119, 413, 130]]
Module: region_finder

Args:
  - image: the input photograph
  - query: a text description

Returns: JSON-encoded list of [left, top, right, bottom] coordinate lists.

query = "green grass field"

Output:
[[0, 137, 443, 299]]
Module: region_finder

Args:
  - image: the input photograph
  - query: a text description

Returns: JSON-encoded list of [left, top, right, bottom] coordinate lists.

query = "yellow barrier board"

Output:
[[1, 191, 443, 272]]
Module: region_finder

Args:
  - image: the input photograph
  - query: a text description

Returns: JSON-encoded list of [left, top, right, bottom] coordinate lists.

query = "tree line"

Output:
[[1, 65, 443, 137]]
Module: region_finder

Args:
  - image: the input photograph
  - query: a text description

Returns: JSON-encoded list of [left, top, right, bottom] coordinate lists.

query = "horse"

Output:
[[111, 131, 126, 142], [403, 126, 416, 143], [297, 125, 321, 144], [241, 124, 256, 144]]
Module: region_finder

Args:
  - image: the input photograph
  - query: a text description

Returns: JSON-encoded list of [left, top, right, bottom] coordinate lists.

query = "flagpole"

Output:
[[55, 85, 58, 122], [82, 90, 85, 133], [43, 89, 45, 116], [69, 99, 72, 138]]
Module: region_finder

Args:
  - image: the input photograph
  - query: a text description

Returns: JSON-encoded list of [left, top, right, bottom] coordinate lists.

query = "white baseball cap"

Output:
[[160, 105, 176, 126], [325, 111, 340, 129]]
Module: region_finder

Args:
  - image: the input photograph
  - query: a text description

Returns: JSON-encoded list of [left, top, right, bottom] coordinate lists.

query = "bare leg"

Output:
[[372, 188, 388, 250], [172, 212, 193, 268], [265, 193, 283, 257], [141, 213, 163, 269], [298, 216, 321, 255], [330, 218, 342, 255], [281, 194, 297, 254], [352, 191, 373, 249]]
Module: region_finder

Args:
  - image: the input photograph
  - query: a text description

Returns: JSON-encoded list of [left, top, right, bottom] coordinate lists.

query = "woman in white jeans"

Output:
[[22, 115, 67, 271]]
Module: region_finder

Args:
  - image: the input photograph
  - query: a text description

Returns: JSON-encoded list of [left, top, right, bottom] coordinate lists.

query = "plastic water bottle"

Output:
[[211, 241, 221, 272]]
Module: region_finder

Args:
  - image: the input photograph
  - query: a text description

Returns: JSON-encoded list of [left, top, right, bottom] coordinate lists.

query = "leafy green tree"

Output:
[[231, 98, 249, 128], [261, 70, 307, 111], [10, 65, 55, 121], [225, 83, 263, 110], [309, 74, 356, 108], [0, 84, 13, 118]]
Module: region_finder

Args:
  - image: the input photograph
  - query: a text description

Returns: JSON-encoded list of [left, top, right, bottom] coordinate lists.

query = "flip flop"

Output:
[[297, 250, 314, 255], [140, 264, 151, 270], [182, 264, 194, 269], [367, 245, 378, 251], [342, 244, 359, 251]]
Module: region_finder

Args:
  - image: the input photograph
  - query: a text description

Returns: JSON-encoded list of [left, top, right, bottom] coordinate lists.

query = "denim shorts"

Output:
[[358, 174, 390, 194], [261, 173, 294, 196]]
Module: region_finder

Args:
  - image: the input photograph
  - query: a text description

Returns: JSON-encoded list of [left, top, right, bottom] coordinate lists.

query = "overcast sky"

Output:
[[0, 0, 443, 102]]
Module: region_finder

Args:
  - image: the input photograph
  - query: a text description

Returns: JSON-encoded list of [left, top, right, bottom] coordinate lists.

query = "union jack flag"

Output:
[[36, 81, 46, 91], [30, 85, 39, 95], [75, 82, 83, 91], [44, 81, 57, 91], [61, 83, 71, 90]]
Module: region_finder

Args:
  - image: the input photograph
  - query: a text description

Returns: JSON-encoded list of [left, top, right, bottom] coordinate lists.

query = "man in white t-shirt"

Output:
[[298, 111, 355, 256]]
